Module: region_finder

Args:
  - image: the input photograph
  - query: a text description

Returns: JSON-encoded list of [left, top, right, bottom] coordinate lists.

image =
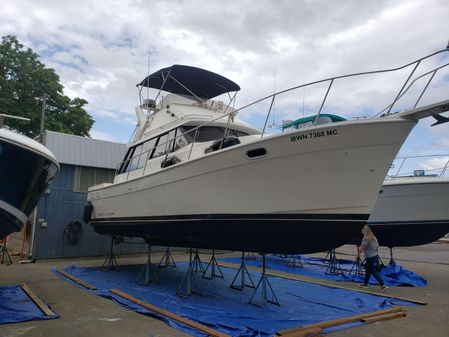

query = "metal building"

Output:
[[10, 131, 148, 259]]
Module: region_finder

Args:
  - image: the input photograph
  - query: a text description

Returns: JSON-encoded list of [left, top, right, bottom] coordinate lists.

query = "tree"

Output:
[[0, 35, 94, 137]]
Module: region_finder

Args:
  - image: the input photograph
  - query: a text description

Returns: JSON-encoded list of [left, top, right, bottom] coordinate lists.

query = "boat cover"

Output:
[[57, 264, 413, 336], [0, 285, 58, 324], [283, 113, 347, 129], [137, 65, 240, 99]]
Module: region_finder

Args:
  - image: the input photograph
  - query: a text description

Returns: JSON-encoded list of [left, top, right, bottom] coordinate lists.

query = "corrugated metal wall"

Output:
[[32, 164, 148, 259]]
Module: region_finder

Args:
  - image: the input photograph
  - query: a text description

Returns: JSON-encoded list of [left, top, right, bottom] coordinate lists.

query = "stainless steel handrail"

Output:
[[391, 154, 449, 177]]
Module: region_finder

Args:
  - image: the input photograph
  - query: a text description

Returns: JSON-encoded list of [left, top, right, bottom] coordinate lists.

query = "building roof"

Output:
[[44, 131, 126, 169]]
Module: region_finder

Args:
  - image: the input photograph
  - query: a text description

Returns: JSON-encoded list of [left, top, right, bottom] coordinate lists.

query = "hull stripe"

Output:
[[0, 199, 28, 224]]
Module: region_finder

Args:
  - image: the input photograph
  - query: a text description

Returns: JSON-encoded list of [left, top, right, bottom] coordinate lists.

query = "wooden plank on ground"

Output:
[[21, 283, 57, 317], [57, 269, 98, 290], [110, 288, 230, 337], [362, 311, 406, 323], [277, 307, 405, 335], [218, 261, 427, 305], [281, 327, 323, 337]]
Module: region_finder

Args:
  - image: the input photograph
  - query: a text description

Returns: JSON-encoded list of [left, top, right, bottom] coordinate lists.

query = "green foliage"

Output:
[[0, 35, 94, 137]]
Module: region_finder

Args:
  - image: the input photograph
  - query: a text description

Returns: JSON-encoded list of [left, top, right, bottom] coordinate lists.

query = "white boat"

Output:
[[367, 174, 449, 248], [0, 115, 59, 238], [86, 49, 449, 254]]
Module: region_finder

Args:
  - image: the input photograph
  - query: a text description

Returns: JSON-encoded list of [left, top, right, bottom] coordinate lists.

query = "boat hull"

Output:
[[92, 214, 367, 254], [0, 131, 59, 238], [89, 118, 416, 254], [366, 178, 449, 247]]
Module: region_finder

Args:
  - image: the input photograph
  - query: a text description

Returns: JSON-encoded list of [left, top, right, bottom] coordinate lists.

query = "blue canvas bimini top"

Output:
[[138, 65, 241, 99]]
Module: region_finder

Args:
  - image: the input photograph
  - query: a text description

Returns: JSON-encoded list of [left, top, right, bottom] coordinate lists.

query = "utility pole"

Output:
[[39, 94, 47, 144]]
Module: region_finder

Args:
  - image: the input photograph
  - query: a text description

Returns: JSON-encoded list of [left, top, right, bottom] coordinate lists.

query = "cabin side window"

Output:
[[138, 138, 157, 169], [178, 126, 248, 143], [120, 148, 135, 173], [129, 144, 143, 171], [174, 127, 191, 150], [153, 133, 169, 158]]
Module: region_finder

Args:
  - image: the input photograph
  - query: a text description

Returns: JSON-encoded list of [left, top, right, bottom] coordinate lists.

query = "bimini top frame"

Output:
[[137, 64, 241, 101]]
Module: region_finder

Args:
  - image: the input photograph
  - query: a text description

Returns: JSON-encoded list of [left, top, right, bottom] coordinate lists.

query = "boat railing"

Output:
[[389, 154, 449, 178], [229, 46, 449, 137], [117, 46, 449, 178], [0, 113, 30, 128]]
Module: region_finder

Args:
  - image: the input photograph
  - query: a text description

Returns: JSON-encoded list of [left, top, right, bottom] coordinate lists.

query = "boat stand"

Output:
[[136, 243, 159, 286], [245, 252, 256, 260], [176, 248, 204, 298], [202, 250, 224, 280], [158, 247, 176, 268], [191, 248, 204, 273], [286, 254, 303, 268], [102, 236, 118, 271], [0, 238, 12, 265], [324, 249, 343, 276], [388, 247, 395, 265], [230, 251, 255, 291], [249, 254, 280, 307], [348, 246, 365, 276]]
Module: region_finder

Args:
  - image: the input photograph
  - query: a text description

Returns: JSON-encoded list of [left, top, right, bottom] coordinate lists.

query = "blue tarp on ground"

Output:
[[58, 263, 414, 337], [220, 255, 427, 287], [0, 285, 57, 324]]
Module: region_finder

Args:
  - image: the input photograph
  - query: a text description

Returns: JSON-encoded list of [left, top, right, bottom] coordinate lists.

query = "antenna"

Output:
[[146, 43, 151, 102], [273, 67, 276, 126], [302, 82, 305, 117]]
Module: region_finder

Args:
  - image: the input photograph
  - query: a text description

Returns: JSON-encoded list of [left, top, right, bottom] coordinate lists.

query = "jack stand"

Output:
[[230, 251, 255, 290], [191, 248, 204, 273], [1, 238, 12, 265], [249, 254, 280, 307], [286, 254, 303, 268], [325, 249, 343, 276], [102, 236, 118, 271], [202, 250, 224, 280], [348, 246, 365, 276], [388, 247, 395, 265], [158, 247, 176, 268], [136, 244, 159, 286], [245, 252, 256, 260], [176, 248, 203, 298]]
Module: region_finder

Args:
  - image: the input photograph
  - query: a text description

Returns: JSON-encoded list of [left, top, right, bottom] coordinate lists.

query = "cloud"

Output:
[[1, 0, 449, 157], [420, 157, 449, 172]]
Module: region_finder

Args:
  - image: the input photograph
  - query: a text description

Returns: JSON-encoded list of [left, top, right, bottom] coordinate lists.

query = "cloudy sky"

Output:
[[2, 0, 449, 175]]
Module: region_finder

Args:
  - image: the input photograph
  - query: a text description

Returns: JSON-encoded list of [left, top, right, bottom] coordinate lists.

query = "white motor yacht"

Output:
[[0, 115, 59, 238], [367, 174, 449, 248], [86, 49, 449, 254]]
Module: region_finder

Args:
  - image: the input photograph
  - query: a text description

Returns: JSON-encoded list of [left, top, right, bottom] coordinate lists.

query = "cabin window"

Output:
[[196, 127, 226, 142], [153, 133, 169, 158], [167, 129, 177, 153], [121, 148, 135, 173], [138, 138, 157, 169], [129, 144, 143, 171], [181, 126, 248, 143], [174, 127, 191, 150], [227, 129, 249, 137]]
